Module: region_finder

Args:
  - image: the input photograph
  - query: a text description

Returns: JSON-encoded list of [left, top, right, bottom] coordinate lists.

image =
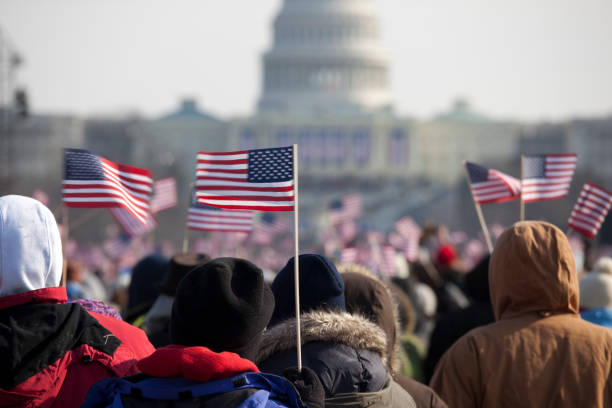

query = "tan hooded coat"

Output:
[[430, 221, 612, 408]]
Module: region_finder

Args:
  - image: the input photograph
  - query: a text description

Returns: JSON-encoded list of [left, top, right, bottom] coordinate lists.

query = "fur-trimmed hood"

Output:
[[338, 265, 404, 374], [256, 310, 388, 366]]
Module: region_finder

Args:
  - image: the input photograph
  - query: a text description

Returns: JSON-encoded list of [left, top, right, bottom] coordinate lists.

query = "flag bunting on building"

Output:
[[521, 154, 577, 203], [110, 207, 158, 237], [568, 182, 612, 239], [62, 148, 153, 223], [195, 146, 294, 211], [188, 191, 254, 232], [150, 177, 177, 214], [465, 161, 521, 204]]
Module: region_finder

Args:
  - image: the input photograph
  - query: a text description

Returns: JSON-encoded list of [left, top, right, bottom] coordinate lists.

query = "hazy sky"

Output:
[[1, 0, 611, 121]]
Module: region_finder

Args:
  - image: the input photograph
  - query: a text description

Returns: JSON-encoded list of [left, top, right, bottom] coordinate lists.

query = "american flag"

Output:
[[465, 162, 521, 204], [188, 192, 254, 233], [109, 207, 158, 237], [150, 177, 177, 214], [340, 247, 358, 264], [251, 213, 291, 245], [521, 154, 577, 203], [195, 146, 294, 211], [568, 183, 612, 239], [394, 216, 421, 262], [63, 148, 153, 223], [379, 245, 397, 277], [329, 194, 363, 224]]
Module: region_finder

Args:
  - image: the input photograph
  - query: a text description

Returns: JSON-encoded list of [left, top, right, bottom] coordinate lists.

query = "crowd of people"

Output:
[[2, 194, 612, 407]]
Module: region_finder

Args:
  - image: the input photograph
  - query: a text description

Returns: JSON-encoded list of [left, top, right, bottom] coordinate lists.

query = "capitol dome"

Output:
[[258, 0, 393, 115]]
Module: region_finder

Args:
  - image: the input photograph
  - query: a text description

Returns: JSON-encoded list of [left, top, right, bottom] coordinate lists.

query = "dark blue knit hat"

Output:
[[270, 254, 345, 326]]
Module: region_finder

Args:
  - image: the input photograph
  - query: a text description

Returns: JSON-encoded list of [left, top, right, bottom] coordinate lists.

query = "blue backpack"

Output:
[[82, 372, 305, 408]]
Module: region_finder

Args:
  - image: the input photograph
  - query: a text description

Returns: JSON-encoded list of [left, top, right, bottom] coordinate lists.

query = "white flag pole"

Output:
[[463, 162, 493, 254], [520, 155, 525, 222], [292, 143, 303, 372], [182, 183, 194, 253]]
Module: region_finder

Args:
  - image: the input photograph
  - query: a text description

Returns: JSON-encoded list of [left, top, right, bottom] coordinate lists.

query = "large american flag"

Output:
[[568, 182, 612, 239], [521, 154, 577, 202], [150, 177, 177, 213], [63, 148, 153, 223], [465, 161, 521, 204], [195, 146, 294, 211], [188, 191, 254, 232], [110, 207, 158, 237]]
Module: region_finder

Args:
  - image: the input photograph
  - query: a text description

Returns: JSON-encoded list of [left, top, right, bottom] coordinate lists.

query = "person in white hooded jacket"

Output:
[[0, 195, 154, 408]]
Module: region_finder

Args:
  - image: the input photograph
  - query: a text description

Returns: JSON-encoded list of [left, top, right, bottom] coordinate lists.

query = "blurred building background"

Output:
[[0, 0, 611, 244]]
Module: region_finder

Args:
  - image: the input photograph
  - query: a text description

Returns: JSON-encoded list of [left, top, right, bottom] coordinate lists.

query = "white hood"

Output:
[[0, 195, 63, 297]]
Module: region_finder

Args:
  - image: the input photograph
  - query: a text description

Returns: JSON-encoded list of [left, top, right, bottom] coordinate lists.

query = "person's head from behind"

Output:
[[269, 254, 345, 326], [0, 195, 62, 297], [170, 257, 274, 361], [489, 221, 578, 321]]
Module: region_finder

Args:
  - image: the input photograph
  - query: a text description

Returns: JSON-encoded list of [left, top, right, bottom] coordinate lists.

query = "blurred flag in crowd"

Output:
[[62, 148, 153, 223], [251, 213, 291, 245], [379, 245, 397, 276], [149, 177, 177, 213], [465, 161, 521, 204], [521, 153, 577, 202], [109, 207, 157, 237], [329, 194, 363, 224], [340, 247, 358, 264], [393, 216, 421, 262], [31, 189, 49, 206], [568, 182, 612, 239], [196, 146, 294, 211], [188, 191, 253, 232]]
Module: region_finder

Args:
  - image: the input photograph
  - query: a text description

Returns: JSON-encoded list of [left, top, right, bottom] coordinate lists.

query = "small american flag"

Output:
[[109, 207, 158, 237], [251, 213, 291, 245], [465, 162, 521, 204], [379, 245, 397, 277], [150, 177, 177, 214], [394, 216, 421, 262], [340, 247, 358, 264], [568, 183, 612, 239], [329, 194, 363, 224], [63, 148, 153, 223], [188, 191, 254, 232], [522, 154, 577, 203], [195, 146, 294, 211]]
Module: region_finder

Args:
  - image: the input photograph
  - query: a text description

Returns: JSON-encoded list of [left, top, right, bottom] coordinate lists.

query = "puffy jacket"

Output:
[[256, 310, 417, 407], [0, 287, 155, 408], [430, 221, 612, 408]]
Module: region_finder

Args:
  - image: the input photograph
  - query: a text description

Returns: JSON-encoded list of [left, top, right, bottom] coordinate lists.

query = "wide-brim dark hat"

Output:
[[158, 252, 212, 297]]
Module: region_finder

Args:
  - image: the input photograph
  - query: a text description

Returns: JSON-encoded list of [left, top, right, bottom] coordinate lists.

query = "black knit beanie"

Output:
[[270, 254, 345, 326], [170, 257, 274, 360]]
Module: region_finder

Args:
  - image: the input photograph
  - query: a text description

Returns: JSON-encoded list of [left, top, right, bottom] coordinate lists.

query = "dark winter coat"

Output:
[[256, 310, 417, 407]]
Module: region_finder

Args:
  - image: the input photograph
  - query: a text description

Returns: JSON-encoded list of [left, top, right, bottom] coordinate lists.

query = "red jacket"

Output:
[[0, 287, 155, 408]]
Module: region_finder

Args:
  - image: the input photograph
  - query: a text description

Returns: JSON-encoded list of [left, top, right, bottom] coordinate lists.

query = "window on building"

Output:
[[389, 129, 407, 167], [240, 129, 257, 150], [353, 128, 371, 165]]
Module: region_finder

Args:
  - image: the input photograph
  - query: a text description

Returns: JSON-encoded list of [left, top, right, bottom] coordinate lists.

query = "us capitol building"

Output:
[[2, 0, 610, 237]]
